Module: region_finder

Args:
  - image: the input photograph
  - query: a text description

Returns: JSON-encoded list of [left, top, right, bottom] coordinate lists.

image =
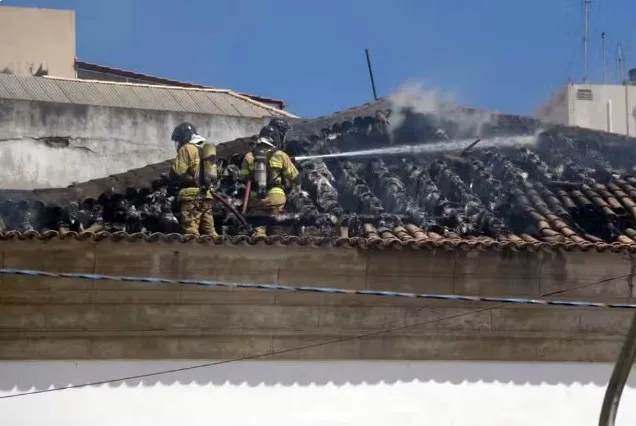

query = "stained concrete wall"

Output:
[[1, 361, 635, 426], [0, 240, 634, 361], [0, 99, 268, 189]]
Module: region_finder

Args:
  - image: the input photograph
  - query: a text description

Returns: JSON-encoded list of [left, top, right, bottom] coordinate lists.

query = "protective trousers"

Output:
[[246, 192, 286, 237], [180, 198, 218, 237]]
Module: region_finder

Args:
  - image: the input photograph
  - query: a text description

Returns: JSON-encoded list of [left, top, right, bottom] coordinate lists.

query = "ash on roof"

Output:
[[2, 101, 636, 249]]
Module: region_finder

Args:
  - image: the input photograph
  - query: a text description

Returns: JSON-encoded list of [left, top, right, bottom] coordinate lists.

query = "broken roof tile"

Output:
[[3, 104, 636, 253]]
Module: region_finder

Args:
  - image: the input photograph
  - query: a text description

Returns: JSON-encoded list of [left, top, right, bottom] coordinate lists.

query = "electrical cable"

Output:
[[0, 271, 631, 400], [0, 268, 634, 309]]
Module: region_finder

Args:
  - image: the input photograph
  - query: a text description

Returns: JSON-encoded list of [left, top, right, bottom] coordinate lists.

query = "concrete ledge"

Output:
[[0, 330, 624, 362], [0, 239, 634, 361]]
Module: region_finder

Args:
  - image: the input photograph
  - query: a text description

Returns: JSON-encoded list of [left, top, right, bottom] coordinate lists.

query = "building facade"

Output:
[[0, 6, 76, 78], [536, 80, 636, 137]]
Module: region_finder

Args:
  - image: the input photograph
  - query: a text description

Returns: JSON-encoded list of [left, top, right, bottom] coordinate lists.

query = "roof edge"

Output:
[[41, 75, 298, 118], [1, 230, 636, 254], [75, 60, 287, 110]]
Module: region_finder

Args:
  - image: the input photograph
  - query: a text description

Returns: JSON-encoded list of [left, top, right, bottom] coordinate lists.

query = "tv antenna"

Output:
[[582, 0, 592, 83]]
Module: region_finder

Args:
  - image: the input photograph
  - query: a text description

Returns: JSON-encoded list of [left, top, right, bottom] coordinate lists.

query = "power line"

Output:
[[0, 271, 631, 400], [0, 268, 635, 309]]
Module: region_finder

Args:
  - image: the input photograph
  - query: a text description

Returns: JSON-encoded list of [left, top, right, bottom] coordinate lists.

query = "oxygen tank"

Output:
[[199, 142, 217, 189], [253, 150, 268, 199]]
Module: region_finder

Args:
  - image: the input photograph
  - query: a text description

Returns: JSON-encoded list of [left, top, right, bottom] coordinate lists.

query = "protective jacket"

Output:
[[171, 142, 217, 200], [240, 149, 299, 199]]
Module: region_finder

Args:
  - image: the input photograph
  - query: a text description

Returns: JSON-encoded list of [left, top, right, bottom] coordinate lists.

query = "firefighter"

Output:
[[241, 119, 300, 237], [169, 122, 219, 237]]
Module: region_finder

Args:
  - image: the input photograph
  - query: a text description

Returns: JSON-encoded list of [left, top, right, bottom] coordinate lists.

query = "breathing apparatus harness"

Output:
[[249, 123, 290, 199], [197, 142, 218, 191], [251, 145, 286, 200], [171, 122, 218, 192], [252, 148, 270, 199]]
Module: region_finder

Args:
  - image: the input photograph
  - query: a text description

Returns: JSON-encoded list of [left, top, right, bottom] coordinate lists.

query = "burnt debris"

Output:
[[2, 104, 636, 244]]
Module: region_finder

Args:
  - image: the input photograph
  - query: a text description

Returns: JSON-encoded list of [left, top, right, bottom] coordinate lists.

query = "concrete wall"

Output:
[[570, 84, 636, 136], [0, 6, 76, 78], [1, 360, 635, 426], [0, 99, 268, 188], [536, 84, 636, 136], [0, 239, 634, 361]]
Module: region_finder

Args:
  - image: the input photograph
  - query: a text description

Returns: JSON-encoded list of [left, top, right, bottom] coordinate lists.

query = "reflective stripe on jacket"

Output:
[[240, 150, 298, 198]]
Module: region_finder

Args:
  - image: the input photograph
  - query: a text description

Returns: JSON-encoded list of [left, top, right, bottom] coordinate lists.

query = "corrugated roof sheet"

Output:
[[0, 74, 296, 119], [75, 60, 287, 110]]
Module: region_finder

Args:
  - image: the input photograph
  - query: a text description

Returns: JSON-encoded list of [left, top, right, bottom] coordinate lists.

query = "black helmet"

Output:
[[171, 122, 197, 145], [255, 125, 278, 149], [268, 118, 291, 134]]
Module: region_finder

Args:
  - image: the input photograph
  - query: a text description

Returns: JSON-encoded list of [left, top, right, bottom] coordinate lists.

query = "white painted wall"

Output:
[[535, 83, 636, 136], [0, 99, 268, 189], [1, 360, 635, 426]]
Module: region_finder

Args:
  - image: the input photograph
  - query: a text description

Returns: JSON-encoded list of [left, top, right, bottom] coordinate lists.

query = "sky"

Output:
[[2, 0, 635, 118]]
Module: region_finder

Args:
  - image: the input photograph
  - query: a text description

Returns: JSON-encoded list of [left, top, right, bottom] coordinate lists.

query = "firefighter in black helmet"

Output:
[[169, 122, 219, 237], [240, 118, 300, 237]]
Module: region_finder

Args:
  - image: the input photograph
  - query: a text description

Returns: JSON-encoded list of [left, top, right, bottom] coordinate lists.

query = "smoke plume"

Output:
[[386, 82, 500, 139]]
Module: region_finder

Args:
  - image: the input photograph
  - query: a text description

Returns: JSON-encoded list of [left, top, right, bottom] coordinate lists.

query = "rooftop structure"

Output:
[[535, 78, 636, 137]]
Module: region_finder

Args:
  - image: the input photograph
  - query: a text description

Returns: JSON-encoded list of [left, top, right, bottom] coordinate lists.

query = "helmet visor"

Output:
[[256, 136, 276, 148], [189, 134, 206, 144]]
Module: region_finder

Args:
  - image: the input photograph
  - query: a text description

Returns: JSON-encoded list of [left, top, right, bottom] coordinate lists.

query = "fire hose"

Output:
[[242, 181, 251, 215], [211, 192, 249, 228]]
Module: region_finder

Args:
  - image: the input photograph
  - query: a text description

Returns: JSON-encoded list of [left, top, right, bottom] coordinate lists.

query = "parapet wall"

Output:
[[0, 240, 634, 361], [0, 99, 267, 189]]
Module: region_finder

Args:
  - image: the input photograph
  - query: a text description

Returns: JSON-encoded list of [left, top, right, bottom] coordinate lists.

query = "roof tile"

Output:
[[2, 104, 636, 254], [1, 230, 636, 254]]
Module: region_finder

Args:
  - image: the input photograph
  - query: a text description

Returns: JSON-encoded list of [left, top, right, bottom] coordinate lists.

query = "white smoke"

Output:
[[386, 82, 500, 139]]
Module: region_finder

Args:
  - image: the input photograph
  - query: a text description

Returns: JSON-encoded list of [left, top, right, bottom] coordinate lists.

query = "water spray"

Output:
[[293, 134, 540, 162]]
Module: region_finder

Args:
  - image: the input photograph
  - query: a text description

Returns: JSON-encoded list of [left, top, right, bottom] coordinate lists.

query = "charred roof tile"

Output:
[[3, 104, 636, 253]]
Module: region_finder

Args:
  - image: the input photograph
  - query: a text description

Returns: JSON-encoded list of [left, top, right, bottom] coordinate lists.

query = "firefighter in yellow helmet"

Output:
[[241, 119, 300, 237], [169, 122, 219, 237]]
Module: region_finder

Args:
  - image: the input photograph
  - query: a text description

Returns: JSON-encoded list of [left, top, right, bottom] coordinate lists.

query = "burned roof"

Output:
[[2, 101, 636, 253]]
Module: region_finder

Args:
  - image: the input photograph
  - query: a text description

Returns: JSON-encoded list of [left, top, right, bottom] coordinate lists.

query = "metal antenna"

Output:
[[582, 0, 592, 83], [617, 44, 625, 83], [602, 32, 607, 84], [365, 49, 378, 101]]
